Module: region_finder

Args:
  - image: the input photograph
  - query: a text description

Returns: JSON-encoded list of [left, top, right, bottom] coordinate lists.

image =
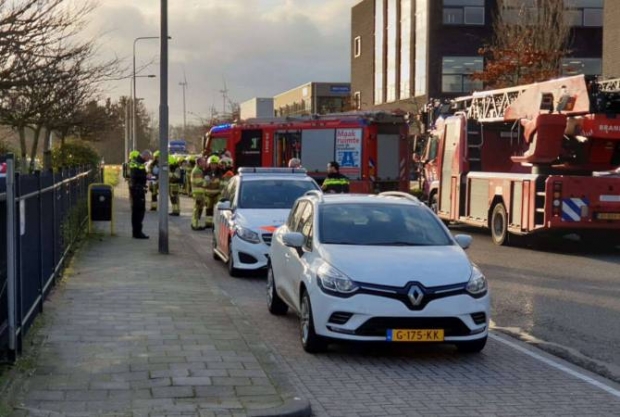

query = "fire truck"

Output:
[[419, 74, 620, 245], [203, 112, 411, 193]]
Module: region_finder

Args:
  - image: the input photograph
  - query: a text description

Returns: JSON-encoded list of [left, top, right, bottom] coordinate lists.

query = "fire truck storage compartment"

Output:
[[377, 134, 399, 180], [468, 177, 487, 220], [301, 129, 336, 173], [236, 129, 262, 167], [274, 131, 302, 167]]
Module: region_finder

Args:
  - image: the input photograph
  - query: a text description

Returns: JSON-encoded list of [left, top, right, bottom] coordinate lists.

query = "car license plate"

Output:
[[387, 329, 444, 342], [597, 213, 620, 220]]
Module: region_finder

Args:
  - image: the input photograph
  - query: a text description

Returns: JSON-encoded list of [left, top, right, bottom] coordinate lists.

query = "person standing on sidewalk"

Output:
[[169, 155, 182, 216], [147, 150, 160, 211], [191, 157, 208, 230], [129, 149, 152, 239]]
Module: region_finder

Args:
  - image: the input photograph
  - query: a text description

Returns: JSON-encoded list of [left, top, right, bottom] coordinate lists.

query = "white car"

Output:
[[212, 167, 321, 276], [267, 191, 490, 353]]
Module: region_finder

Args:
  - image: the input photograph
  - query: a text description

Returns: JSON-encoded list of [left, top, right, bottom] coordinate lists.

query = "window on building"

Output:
[[561, 57, 602, 76], [400, 0, 412, 100], [354, 92, 361, 110], [443, 0, 484, 25], [414, 0, 428, 96], [386, 0, 397, 102], [354, 36, 361, 58], [374, 0, 384, 104], [564, 0, 603, 27], [442, 56, 483, 93]]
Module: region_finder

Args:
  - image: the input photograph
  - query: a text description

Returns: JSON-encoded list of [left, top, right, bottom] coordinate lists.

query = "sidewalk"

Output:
[[7, 185, 309, 417]]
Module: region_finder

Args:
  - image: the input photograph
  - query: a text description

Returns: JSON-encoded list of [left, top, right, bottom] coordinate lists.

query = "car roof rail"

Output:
[[304, 190, 324, 202], [378, 191, 420, 203]]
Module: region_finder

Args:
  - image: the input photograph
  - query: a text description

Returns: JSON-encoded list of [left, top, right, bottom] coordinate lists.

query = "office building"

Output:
[[273, 82, 352, 117]]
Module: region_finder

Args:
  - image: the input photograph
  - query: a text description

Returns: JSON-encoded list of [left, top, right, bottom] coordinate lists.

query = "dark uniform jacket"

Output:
[[129, 157, 148, 189], [322, 172, 350, 194]]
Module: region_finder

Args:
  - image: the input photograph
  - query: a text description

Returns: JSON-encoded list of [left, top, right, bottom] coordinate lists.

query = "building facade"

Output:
[[603, 0, 620, 77], [239, 98, 274, 120], [351, 0, 604, 112], [273, 82, 352, 117]]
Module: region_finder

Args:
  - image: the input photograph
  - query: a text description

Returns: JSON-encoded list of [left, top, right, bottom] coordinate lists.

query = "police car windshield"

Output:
[[238, 179, 318, 209], [319, 203, 452, 246]]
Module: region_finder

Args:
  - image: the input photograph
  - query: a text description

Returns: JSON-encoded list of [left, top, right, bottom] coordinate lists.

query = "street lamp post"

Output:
[[132, 36, 160, 151], [159, 1, 170, 254], [126, 75, 156, 159]]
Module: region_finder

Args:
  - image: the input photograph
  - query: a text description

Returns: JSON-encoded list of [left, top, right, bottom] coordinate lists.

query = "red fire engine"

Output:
[[420, 74, 620, 245], [203, 113, 411, 193]]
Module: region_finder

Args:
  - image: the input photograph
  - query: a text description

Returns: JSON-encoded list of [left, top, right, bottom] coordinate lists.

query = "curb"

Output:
[[247, 397, 312, 417]]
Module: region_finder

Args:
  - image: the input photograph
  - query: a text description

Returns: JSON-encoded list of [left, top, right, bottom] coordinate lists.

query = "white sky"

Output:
[[84, 0, 359, 126]]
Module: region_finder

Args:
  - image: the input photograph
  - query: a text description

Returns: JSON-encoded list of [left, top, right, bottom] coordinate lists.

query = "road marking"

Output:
[[490, 332, 620, 399]]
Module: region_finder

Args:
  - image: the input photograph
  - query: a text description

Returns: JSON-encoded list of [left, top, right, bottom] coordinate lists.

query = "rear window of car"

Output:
[[319, 203, 452, 246], [238, 179, 319, 209]]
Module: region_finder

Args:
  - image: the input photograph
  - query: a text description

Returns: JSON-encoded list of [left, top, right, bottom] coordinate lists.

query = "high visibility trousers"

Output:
[[192, 192, 206, 230], [150, 181, 159, 210], [170, 183, 181, 215], [204, 191, 220, 227]]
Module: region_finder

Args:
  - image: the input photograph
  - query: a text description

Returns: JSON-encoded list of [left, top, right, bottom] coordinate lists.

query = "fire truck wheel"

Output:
[[430, 192, 438, 213], [491, 203, 509, 246]]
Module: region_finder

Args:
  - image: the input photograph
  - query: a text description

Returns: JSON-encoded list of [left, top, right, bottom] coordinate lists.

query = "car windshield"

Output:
[[319, 203, 453, 246], [238, 179, 318, 209]]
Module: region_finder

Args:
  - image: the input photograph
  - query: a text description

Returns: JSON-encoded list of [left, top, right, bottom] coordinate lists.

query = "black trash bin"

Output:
[[88, 184, 114, 234]]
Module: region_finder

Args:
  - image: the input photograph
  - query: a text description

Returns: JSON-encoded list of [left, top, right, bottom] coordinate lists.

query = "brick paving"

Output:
[[185, 208, 620, 417], [9, 183, 620, 417], [9, 186, 303, 417]]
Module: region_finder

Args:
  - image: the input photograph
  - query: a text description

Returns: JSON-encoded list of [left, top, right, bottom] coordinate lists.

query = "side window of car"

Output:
[[288, 201, 306, 231], [297, 203, 314, 250]]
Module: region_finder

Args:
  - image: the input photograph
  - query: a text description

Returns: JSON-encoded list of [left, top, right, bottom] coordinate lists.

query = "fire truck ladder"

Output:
[[463, 85, 529, 123]]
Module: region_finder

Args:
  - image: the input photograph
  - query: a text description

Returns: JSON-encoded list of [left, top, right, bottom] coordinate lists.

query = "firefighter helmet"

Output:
[[207, 155, 220, 164]]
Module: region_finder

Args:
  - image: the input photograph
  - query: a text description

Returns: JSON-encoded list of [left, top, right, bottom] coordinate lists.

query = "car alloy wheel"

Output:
[[299, 291, 327, 353], [267, 266, 288, 315]]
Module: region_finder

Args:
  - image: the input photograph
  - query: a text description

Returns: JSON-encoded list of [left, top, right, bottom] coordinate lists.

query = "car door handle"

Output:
[[284, 253, 290, 259]]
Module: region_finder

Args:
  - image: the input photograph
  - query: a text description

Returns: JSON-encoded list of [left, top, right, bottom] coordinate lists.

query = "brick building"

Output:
[[603, 0, 620, 77], [351, 0, 604, 113]]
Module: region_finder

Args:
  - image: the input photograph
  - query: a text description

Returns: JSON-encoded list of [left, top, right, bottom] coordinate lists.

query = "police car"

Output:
[[212, 167, 321, 276]]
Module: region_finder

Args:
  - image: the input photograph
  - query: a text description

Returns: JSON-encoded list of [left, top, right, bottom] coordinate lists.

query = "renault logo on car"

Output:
[[408, 285, 424, 306]]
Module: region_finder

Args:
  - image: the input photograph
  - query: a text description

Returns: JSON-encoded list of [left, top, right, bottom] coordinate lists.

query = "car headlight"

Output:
[[235, 226, 260, 244], [316, 262, 358, 296], [466, 266, 487, 297]]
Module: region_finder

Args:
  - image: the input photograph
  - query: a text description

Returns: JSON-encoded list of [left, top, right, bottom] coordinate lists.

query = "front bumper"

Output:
[[230, 234, 271, 271], [307, 285, 490, 342]]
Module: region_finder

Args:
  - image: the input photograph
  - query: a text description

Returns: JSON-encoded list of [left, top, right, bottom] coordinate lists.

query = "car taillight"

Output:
[[552, 181, 562, 217]]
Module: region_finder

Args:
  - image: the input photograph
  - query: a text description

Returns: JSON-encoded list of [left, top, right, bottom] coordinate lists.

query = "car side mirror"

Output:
[[282, 232, 305, 248], [216, 201, 231, 211], [454, 234, 472, 250]]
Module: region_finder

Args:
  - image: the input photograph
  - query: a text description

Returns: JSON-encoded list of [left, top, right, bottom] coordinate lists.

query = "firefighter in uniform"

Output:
[[169, 155, 182, 216], [147, 150, 160, 211], [190, 157, 208, 230], [185, 155, 196, 195], [219, 157, 235, 190], [129, 149, 152, 239], [203, 155, 224, 228], [322, 161, 350, 193]]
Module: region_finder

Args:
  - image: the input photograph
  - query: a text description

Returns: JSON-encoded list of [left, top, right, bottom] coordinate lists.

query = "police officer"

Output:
[[169, 155, 182, 216], [129, 149, 152, 239], [322, 161, 350, 193]]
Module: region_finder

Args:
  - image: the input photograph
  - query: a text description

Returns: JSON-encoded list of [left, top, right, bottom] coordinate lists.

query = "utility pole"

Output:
[[158, 0, 169, 254], [179, 72, 187, 140], [219, 78, 228, 116]]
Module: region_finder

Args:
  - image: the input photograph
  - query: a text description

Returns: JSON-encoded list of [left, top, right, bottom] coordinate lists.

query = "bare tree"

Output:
[[472, 0, 572, 88]]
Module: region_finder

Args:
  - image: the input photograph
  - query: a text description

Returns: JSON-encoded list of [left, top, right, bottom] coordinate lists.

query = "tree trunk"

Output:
[[29, 125, 42, 172], [43, 127, 52, 151], [18, 126, 28, 172]]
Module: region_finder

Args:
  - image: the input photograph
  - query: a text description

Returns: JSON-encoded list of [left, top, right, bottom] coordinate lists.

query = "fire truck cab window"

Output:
[[209, 137, 227, 155], [275, 131, 302, 167], [443, 0, 484, 25], [442, 57, 483, 93]]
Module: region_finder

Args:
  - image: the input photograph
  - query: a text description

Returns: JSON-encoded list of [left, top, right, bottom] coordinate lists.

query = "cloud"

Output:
[[83, 0, 358, 126]]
